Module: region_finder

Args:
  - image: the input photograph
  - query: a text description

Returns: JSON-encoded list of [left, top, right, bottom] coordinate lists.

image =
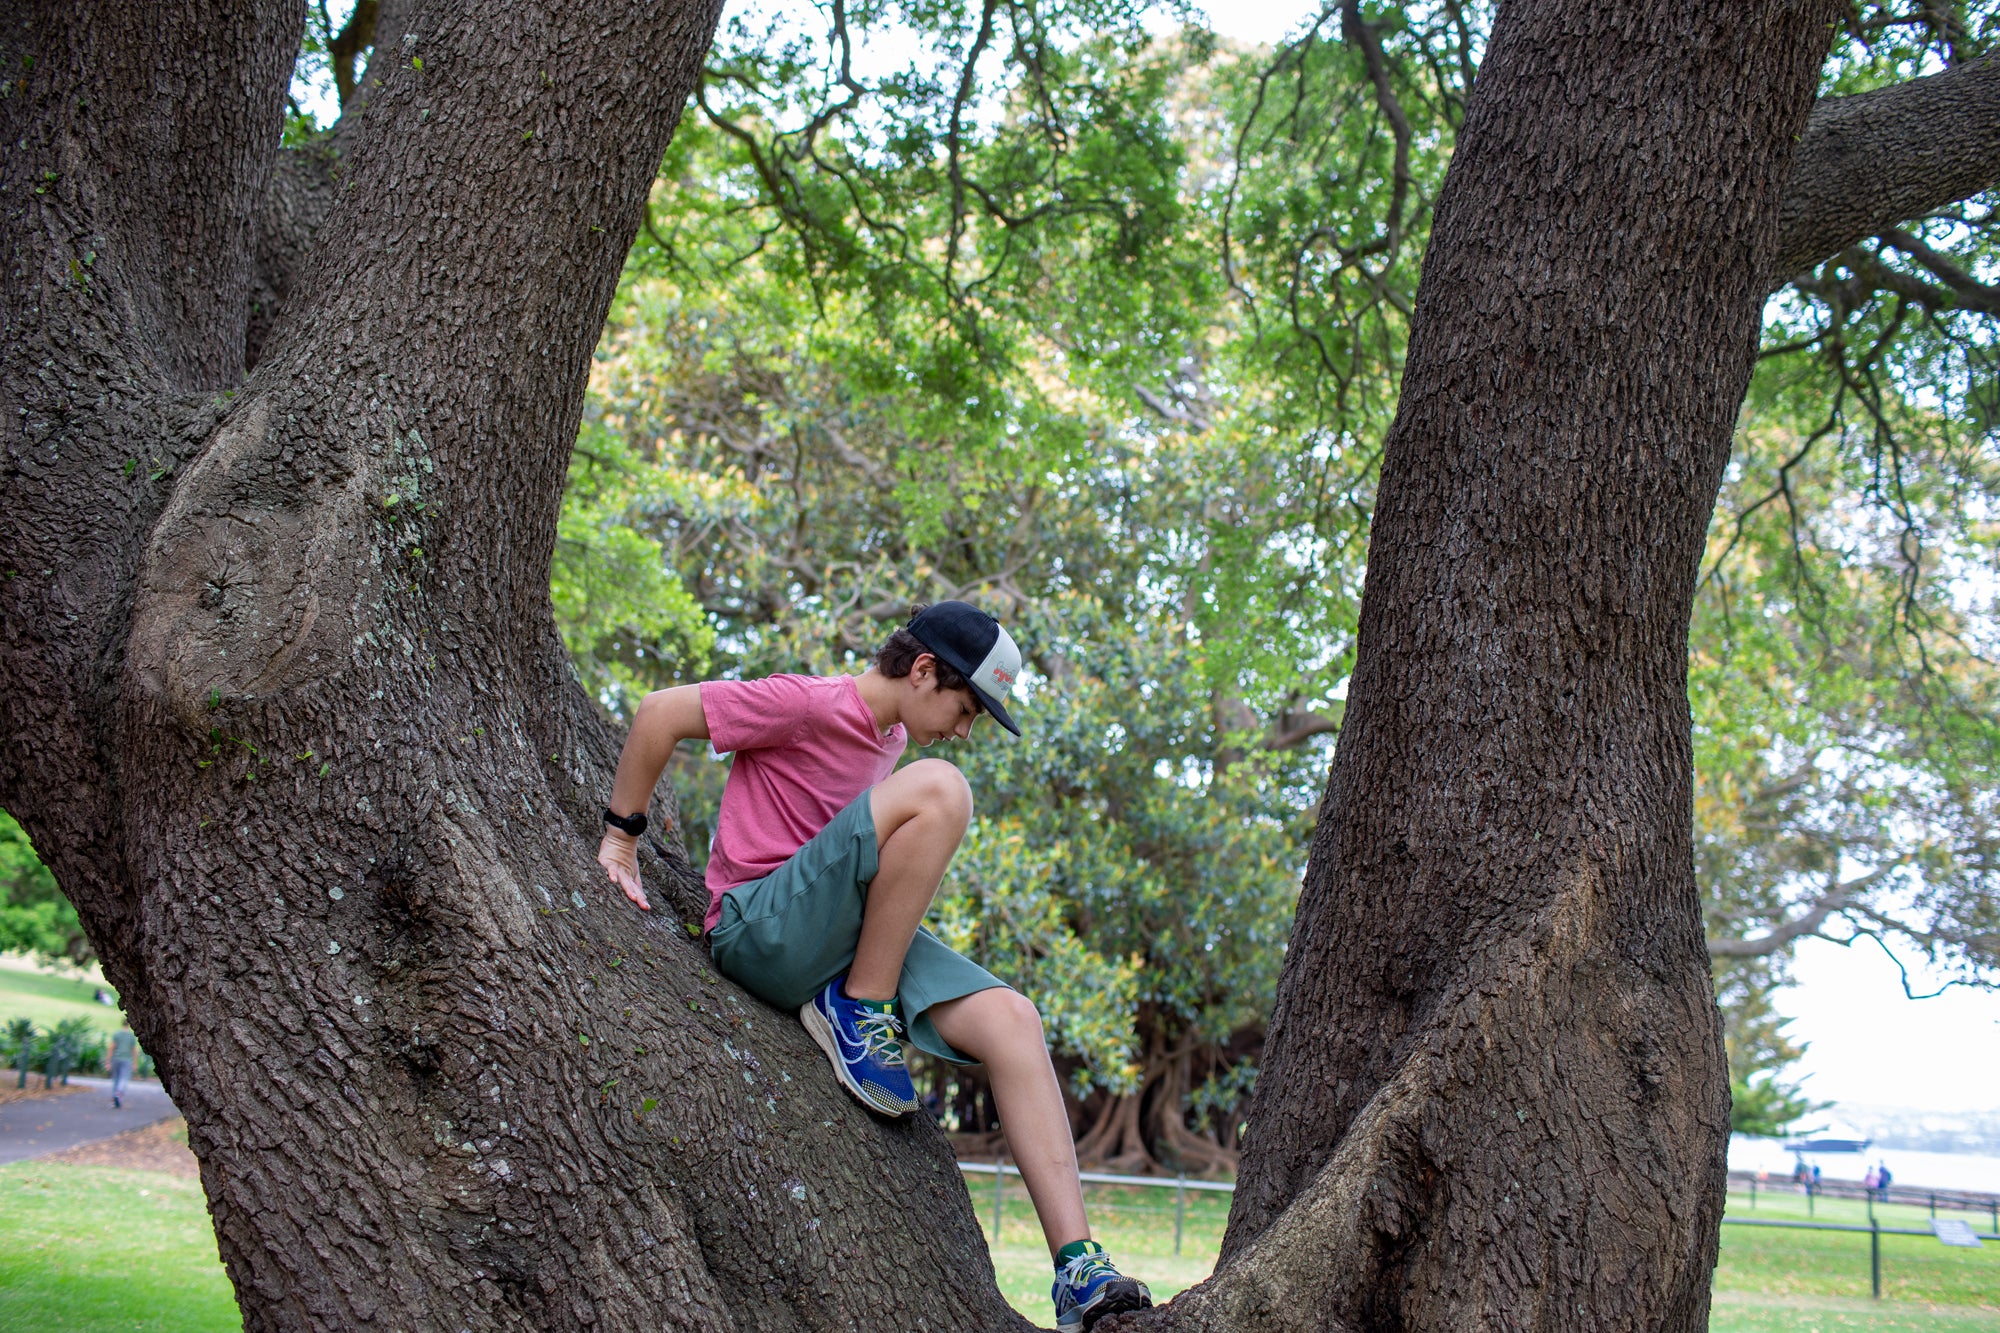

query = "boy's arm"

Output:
[[597, 684, 711, 911]]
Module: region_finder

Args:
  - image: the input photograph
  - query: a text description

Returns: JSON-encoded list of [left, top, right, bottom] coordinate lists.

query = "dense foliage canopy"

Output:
[[537, 0, 1999, 1159]]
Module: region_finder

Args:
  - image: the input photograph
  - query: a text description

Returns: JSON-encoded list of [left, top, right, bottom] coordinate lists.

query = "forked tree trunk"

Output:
[[1138, 2, 1839, 1329], [1, 0, 1028, 1328], [7, 0, 1996, 1327]]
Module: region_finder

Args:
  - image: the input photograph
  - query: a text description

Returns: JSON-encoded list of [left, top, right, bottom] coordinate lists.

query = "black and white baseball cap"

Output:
[[906, 601, 1023, 736]]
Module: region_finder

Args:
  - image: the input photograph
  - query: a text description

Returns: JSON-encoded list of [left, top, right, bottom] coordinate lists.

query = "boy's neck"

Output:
[[852, 667, 902, 736]]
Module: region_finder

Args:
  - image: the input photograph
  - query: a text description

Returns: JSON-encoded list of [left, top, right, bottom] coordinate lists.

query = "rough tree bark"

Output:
[[1, 0, 1029, 1328], [1137, 2, 1842, 1329], [6, 0, 2000, 1329]]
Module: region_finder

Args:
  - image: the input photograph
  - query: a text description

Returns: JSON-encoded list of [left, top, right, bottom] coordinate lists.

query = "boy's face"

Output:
[[905, 657, 982, 746]]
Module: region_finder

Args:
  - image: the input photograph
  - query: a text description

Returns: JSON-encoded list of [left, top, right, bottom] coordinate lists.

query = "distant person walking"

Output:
[[108, 1026, 135, 1109], [1876, 1162, 1893, 1200]]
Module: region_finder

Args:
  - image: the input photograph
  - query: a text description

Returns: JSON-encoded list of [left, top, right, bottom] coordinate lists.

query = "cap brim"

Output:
[[971, 686, 1021, 737]]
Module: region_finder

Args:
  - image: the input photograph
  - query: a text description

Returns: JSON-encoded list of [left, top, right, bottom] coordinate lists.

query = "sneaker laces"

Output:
[[1058, 1246, 1117, 1289], [853, 1008, 908, 1065]]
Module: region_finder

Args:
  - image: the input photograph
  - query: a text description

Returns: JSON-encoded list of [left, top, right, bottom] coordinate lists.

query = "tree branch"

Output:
[[1135, 383, 1213, 432], [328, 0, 379, 109], [1265, 709, 1342, 750], [1705, 862, 1900, 958], [339, 0, 422, 125], [943, 0, 1002, 306], [246, 143, 339, 370], [1880, 226, 2000, 315], [1772, 52, 2000, 283], [1341, 0, 1414, 276]]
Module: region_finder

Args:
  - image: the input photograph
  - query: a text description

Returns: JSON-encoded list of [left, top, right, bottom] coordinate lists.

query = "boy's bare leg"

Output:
[[847, 760, 1092, 1258], [928, 987, 1089, 1258], [846, 758, 973, 1000]]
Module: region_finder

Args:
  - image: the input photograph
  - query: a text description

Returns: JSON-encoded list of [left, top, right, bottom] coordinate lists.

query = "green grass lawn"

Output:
[[975, 1174, 2000, 1329], [973, 1171, 1232, 1322], [0, 955, 126, 1038], [1719, 1186, 2000, 1314], [0, 1161, 239, 1333], [4, 1157, 1995, 1331], [1711, 1291, 2000, 1332]]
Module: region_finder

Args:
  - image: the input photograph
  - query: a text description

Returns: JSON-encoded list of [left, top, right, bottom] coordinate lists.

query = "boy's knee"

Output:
[[934, 988, 1045, 1067], [906, 757, 973, 824], [991, 988, 1044, 1043]]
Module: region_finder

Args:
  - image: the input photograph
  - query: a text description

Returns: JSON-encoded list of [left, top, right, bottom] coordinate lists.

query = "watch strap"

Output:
[[603, 806, 648, 838]]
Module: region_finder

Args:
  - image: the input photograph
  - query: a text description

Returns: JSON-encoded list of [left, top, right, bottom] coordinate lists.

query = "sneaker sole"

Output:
[[798, 1001, 918, 1118], [1064, 1280, 1153, 1333]]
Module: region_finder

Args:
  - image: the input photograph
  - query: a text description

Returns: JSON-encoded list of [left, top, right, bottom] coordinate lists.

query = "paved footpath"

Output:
[[0, 1076, 180, 1164]]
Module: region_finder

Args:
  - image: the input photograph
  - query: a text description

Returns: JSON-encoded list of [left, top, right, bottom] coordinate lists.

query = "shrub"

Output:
[[45, 1016, 103, 1085], [2, 1017, 34, 1089], [1, 1016, 107, 1087]]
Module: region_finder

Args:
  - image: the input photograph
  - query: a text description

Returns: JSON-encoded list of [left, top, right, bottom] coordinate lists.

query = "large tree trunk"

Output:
[[1139, 2, 1839, 1329], [1, 0, 1029, 1328]]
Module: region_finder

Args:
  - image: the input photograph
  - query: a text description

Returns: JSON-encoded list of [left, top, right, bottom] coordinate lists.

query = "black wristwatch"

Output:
[[603, 807, 648, 838]]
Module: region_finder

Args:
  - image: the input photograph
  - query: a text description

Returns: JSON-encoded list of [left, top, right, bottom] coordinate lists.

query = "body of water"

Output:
[[1730, 1134, 2000, 1195]]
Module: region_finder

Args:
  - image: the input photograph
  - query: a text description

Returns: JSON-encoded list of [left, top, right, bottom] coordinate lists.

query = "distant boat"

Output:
[[1783, 1138, 1872, 1154]]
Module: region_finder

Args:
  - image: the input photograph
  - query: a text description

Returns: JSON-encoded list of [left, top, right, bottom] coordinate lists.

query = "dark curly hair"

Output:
[[873, 614, 970, 691]]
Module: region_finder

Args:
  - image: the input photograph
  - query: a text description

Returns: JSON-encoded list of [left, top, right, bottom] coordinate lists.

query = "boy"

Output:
[[597, 602, 1152, 1332]]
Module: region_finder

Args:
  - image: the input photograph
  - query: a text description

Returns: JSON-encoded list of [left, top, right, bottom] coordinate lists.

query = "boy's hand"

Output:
[[597, 829, 649, 910]]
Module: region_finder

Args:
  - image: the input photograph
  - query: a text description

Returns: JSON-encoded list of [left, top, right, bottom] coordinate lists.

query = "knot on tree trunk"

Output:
[[127, 398, 393, 727], [1147, 863, 1727, 1333]]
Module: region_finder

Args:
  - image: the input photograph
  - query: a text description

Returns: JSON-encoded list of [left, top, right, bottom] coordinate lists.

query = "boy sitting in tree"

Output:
[[596, 602, 1152, 1331]]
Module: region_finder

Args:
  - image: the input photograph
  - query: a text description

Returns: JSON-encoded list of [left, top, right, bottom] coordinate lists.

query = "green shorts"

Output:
[[707, 790, 1008, 1065]]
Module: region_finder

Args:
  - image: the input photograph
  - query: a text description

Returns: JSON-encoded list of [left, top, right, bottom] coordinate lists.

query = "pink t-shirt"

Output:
[[700, 674, 905, 931]]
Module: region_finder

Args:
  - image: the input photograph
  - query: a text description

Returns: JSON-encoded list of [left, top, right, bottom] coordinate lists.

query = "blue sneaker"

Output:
[[1053, 1241, 1151, 1332], [799, 978, 921, 1117]]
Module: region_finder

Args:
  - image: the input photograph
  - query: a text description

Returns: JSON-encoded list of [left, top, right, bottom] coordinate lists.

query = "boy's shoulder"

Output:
[[706, 671, 849, 701], [704, 673, 880, 751]]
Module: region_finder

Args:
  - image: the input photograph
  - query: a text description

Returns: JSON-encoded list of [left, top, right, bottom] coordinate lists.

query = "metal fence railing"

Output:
[[957, 1159, 1232, 1255], [959, 1159, 2000, 1297], [1720, 1215, 1996, 1299], [1730, 1169, 2000, 1229]]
